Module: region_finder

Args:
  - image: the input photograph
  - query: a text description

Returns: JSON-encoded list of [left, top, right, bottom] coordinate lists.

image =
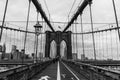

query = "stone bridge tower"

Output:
[[45, 31, 72, 59]]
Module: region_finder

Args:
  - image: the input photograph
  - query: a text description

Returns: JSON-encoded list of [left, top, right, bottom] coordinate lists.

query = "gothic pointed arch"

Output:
[[45, 31, 72, 59]]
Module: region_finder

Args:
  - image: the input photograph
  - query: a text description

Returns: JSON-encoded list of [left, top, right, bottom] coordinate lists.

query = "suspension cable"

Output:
[[73, 0, 83, 15], [0, 0, 9, 42], [43, 0, 51, 21], [68, 0, 77, 21], [112, 0, 120, 41]]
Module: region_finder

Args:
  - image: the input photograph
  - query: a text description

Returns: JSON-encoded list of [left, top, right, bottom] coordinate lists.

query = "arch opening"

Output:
[[60, 40, 67, 59], [50, 40, 57, 58]]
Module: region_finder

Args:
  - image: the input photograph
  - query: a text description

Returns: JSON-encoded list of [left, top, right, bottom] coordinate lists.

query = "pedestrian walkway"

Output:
[[31, 62, 57, 80], [31, 61, 88, 80]]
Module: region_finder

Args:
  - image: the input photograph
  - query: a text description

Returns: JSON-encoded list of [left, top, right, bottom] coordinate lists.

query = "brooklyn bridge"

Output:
[[0, 0, 120, 80]]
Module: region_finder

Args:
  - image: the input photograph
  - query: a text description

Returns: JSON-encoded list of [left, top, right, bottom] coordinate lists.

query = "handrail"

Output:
[[0, 59, 53, 80], [63, 59, 120, 80]]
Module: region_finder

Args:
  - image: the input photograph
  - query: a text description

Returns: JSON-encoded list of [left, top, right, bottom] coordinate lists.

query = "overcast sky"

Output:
[[0, 0, 120, 25], [0, 0, 120, 59]]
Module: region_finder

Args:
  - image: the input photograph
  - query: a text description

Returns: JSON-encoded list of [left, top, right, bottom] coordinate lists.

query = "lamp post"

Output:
[[34, 22, 42, 63]]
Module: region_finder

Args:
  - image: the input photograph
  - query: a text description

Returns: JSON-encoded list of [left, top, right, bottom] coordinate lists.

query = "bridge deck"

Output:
[[31, 61, 87, 80]]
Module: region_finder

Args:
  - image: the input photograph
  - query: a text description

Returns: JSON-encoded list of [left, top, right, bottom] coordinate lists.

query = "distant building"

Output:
[[10, 45, 24, 60], [13, 49, 22, 60], [0, 43, 6, 59], [81, 54, 88, 61], [72, 53, 78, 60], [4, 53, 11, 60], [2, 43, 6, 53], [0, 53, 2, 60], [11, 45, 17, 54], [38, 52, 43, 60]]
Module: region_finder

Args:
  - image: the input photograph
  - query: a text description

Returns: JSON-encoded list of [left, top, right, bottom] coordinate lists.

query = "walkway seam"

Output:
[[62, 62, 80, 80], [57, 61, 61, 80]]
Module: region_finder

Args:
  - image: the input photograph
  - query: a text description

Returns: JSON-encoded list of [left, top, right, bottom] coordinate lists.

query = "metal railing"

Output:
[[62, 59, 120, 80], [0, 59, 53, 80]]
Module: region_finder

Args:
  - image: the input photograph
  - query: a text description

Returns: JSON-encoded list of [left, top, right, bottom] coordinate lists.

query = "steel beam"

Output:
[[31, 0, 55, 32], [63, 0, 92, 32]]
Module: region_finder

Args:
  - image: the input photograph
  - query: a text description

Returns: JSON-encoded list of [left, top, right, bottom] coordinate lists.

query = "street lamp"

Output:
[[34, 22, 42, 63]]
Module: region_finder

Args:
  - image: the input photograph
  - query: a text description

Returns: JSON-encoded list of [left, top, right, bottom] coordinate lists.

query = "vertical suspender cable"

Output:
[[15, 30, 16, 45], [74, 22, 76, 53], [99, 32, 101, 59], [0, 0, 8, 42], [35, 11, 39, 55], [23, 0, 31, 53], [5, 29, 7, 43], [19, 30, 21, 50], [34, 11, 37, 53], [115, 29, 119, 60], [43, 23, 47, 55], [23, 0, 31, 63], [21, 31, 23, 50], [98, 32, 101, 60], [17, 30, 19, 49], [75, 20, 78, 56], [95, 32, 98, 59], [110, 27, 113, 59], [71, 24, 73, 54], [80, 15, 85, 57], [18, 29, 20, 50], [34, 32, 36, 53], [72, 24, 74, 53], [112, 0, 120, 41], [41, 18, 43, 59], [106, 31, 108, 59], [102, 32, 104, 59], [72, 23, 75, 53], [100, 32, 103, 60], [13, 30, 15, 45], [10, 30, 12, 52], [89, 2, 96, 60], [16, 31, 18, 46]]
